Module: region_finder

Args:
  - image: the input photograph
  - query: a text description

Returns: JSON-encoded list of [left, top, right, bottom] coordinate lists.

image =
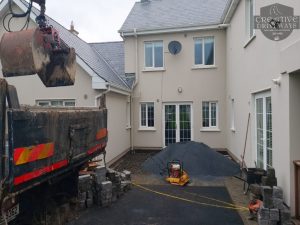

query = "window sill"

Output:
[[192, 65, 217, 70], [138, 127, 156, 131], [200, 128, 221, 132], [142, 68, 165, 72], [244, 35, 256, 48]]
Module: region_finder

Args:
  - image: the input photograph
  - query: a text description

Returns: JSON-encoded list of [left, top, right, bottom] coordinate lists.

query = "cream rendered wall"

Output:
[[226, 0, 300, 212], [105, 92, 131, 163], [125, 30, 227, 149]]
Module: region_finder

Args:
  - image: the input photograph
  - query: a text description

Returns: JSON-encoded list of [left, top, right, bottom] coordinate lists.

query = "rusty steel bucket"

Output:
[[37, 47, 76, 87], [0, 28, 76, 87], [0, 28, 50, 77]]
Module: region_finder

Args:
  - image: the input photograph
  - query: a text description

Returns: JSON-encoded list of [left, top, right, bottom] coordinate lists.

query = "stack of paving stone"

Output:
[[78, 167, 132, 209], [121, 170, 132, 192], [257, 169, 292, 225], [78, 174, 93, 210], [98, 181, 113, 207], [261, 168, 277, 187], [92, 167, 132, 206]]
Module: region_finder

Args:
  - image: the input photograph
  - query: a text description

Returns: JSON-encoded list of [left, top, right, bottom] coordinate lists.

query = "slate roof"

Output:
[[120, 0, 232, 33], [18, 0, 130, 91], [90, 42, 125, 80]]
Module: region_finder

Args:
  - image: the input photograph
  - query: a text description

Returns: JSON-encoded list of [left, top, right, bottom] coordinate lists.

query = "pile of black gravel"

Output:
[[142, 141, 240, 178]]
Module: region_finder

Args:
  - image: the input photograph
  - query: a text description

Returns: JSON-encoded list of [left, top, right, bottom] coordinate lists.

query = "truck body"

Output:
[[0, 79, 108, 224]]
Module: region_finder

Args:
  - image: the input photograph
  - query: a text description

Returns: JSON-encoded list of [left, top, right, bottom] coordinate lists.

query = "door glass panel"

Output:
[[256, 95, 272, 169], [165, 105, 176, 146], [179, 105, 191, 142], [256, 98, 264, 169], [266, 97, 272, 168]]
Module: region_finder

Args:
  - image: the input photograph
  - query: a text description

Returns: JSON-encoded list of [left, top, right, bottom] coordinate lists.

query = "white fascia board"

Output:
[[120, 24, 224, 37], [107, 85, 131, 96], [223, 0, 241, 24], [92, 76, 107, 90]]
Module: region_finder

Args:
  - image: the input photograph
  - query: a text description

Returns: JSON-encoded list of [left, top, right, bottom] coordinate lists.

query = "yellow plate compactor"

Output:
[[165, 160, 189, 186]]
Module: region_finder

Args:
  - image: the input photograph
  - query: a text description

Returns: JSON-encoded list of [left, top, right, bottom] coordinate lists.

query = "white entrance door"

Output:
[[164, 103, 192, 146], [255, 92, 272, 169]]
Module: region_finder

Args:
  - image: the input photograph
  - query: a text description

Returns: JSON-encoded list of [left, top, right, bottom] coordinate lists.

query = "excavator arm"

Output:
[[0, 0, 76, 87]]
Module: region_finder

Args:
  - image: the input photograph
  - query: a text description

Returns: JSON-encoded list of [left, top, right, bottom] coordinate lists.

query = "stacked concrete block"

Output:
[[258, 207, 269, 225], [280, 206, 292, 225], [272, 186, 284, 210], [78, 175, 92, 210], [94, 166, 107, 183], [99, 181, 113, 207], [122, 170, 131, 181], [262, 168, 277, 187], [262, 186, 273, 208]]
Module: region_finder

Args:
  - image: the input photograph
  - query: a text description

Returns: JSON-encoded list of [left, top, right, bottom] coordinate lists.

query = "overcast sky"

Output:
[[43, 0, 137, 43]]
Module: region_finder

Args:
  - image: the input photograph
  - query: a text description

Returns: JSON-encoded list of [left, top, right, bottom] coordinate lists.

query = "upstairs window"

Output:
[[145, 41, 163, 68], [140, 102, 154, 128], [194, 37, 214, 66], [246, 0, 255, 39]]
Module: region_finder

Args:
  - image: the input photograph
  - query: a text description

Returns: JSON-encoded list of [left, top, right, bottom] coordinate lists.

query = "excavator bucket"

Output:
[[0, 28, 50, 76], [37, 46, 76, 87], [0, 28, 76, 87]]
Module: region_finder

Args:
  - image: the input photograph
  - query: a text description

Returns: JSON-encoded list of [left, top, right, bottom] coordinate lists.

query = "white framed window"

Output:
[[144, 41, 163, 68], [36, 99, 76, 107], [140, 102, 154, 128], [194, 37, 215, 66], [202, 101, 218, 128], [246, 0, 255, 39]]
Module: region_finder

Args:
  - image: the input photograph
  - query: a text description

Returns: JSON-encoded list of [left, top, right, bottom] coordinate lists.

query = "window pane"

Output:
[[154, 42, 163, 67], [141, 104, 147, 126], [64, 101, 75, 107], [202, 102, 209, 127], [51, 100, 63, 106], [37, 101, 50, 106], [210, 102, 217, 126], [145, 43, 153, 67], [147, 103, 154, 127], [204, 37, 214, 65], [194, 39, 203, 65]]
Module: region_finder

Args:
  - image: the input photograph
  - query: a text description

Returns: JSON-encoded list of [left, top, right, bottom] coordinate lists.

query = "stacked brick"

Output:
[[78, 175, 93, 210], [256, 169, 292, 225], [78, 166, 131, 210]]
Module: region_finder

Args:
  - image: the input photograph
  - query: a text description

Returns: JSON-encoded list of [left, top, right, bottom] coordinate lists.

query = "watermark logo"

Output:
[[254, 3, 300, 41]]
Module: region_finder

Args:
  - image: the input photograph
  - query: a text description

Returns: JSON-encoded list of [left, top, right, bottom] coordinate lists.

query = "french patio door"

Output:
[[255, 92, 272, 169], [164, 103, 192, 146]]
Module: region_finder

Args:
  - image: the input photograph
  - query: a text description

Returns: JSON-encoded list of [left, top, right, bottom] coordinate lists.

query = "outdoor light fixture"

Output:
[[178, 87, 183, 93], [272, 77, 281, 86]]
